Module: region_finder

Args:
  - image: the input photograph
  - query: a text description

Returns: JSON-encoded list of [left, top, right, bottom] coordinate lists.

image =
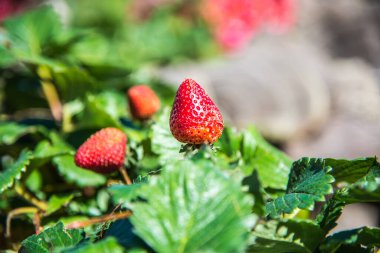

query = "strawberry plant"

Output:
[[1, 2, 380, 253]]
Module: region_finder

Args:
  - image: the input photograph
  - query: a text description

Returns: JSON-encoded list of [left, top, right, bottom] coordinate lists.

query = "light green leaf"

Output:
[[246, 126, 292, 190], [0, 123, 36, 145], [130, 160, 253, 253], [21, 222, 83, 253], [108, 184, 144, 205], [217, 126, 292, 190], [46, 194, 75, 215], [150, 107, 182, 164], [52, 155, 106, 187], [3, 7, 61, 60], [76, 93, 124, 129], [0, 150, 33, 192], [0, 43, 16, 66], [248, 219, 324, 253], [266, 158, 335, 217], [62, 237, 124, 253], [319, 227, 380, 253]]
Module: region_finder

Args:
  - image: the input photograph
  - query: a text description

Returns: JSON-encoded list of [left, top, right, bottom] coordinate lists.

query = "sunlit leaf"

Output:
[[0, 150, 33, 192]]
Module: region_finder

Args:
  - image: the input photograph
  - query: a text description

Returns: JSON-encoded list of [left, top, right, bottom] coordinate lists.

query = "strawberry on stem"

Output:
[[170, 78, 224, 147], [127, 85, 161, 121], [74, 128, 131, 184]]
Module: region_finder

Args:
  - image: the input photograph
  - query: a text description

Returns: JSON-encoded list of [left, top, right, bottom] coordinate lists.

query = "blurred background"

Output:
[[1, 0, 380, 233]]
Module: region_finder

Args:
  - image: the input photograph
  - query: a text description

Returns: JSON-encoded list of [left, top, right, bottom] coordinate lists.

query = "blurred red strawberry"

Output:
[[127, 85, 161, 120], [0, 0, 37, 22], [200, 0, 296, 51], [200, 0, 264, 51], [264, 0, 296, 34]]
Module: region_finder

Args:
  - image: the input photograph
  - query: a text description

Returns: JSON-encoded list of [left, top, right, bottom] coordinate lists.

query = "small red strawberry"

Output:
[[127, 85, 161, 120], [170, 78, 224, 145], [74, 128, 127, 174]]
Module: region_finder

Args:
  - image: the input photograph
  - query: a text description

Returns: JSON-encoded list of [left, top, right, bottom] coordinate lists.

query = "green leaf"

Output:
[[52, 67, 100, 102], [266, 158, 335, 217], [0, 150, 33, 192], [21, 222, 83, 253], [316, 196, 346, 234], [62, 237, 124, 253], [104, 219, 150, 250], [0, 123, 36, 145], [46, 194, 75, 215], [76, 92, 124, 129], [130, 160, 253, 253], [150, 107, 182, 164], [248, 219, 324, 253], [219, 126, 292, 190], [242, 170, 266, 215], [4, 7, 62, 61], [319, 227, 380, 253], [217, 127, 243, 159], [316, 161, 380, 234], [336, 164, 380, 203], [108, 184, 144, 205], [325, 157, 377, 184], [0, 43, 16, 67], [52, 155, 106, 187]]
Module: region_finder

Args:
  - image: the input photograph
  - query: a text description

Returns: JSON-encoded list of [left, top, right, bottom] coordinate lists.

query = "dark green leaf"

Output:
[[266, 158, 335, 217], [21, 222, 83, 253], [319, 227, 380, 253], [336, 164, 380, 203], [248, 219, 324, 253], [130, 160, 253, 253], [325, 158, 377, 184], [0, 150, 33, 192], [62, 237, 124, 253], [52, 67, 100, 102], [242, 170, 266, 215], [316, 196, 346, 234], [104, 219, 150, 250]]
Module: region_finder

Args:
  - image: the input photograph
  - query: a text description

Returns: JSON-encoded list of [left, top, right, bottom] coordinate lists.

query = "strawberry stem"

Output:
[[14, 184, 48, 211], [37, 66, 62, 122], [65, 210, 132, 229], [118, 167, 132, 185]]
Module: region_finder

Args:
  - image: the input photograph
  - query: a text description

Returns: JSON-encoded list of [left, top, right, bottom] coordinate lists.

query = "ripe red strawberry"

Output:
[[170, 78, 224, 145], [74, 128, 127, 174], [127, 85, 161, 120]]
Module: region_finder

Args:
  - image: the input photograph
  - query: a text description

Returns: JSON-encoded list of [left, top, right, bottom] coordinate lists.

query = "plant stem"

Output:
[[14, 184, 48, 211], [6, 207, 38, 237], [119, 167, 132, 185], [65, 210, 132, 229], [99, 203, 122, 239], [37, 65, 62, 122]]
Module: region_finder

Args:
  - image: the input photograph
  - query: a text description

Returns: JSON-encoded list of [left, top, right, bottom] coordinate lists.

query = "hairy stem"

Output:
[[37, 66, 62, 122], [14, 184, 48, 211], [6, 207, 38, 237], [65, 210, 132, 229], [119, 167, 132, 185]]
